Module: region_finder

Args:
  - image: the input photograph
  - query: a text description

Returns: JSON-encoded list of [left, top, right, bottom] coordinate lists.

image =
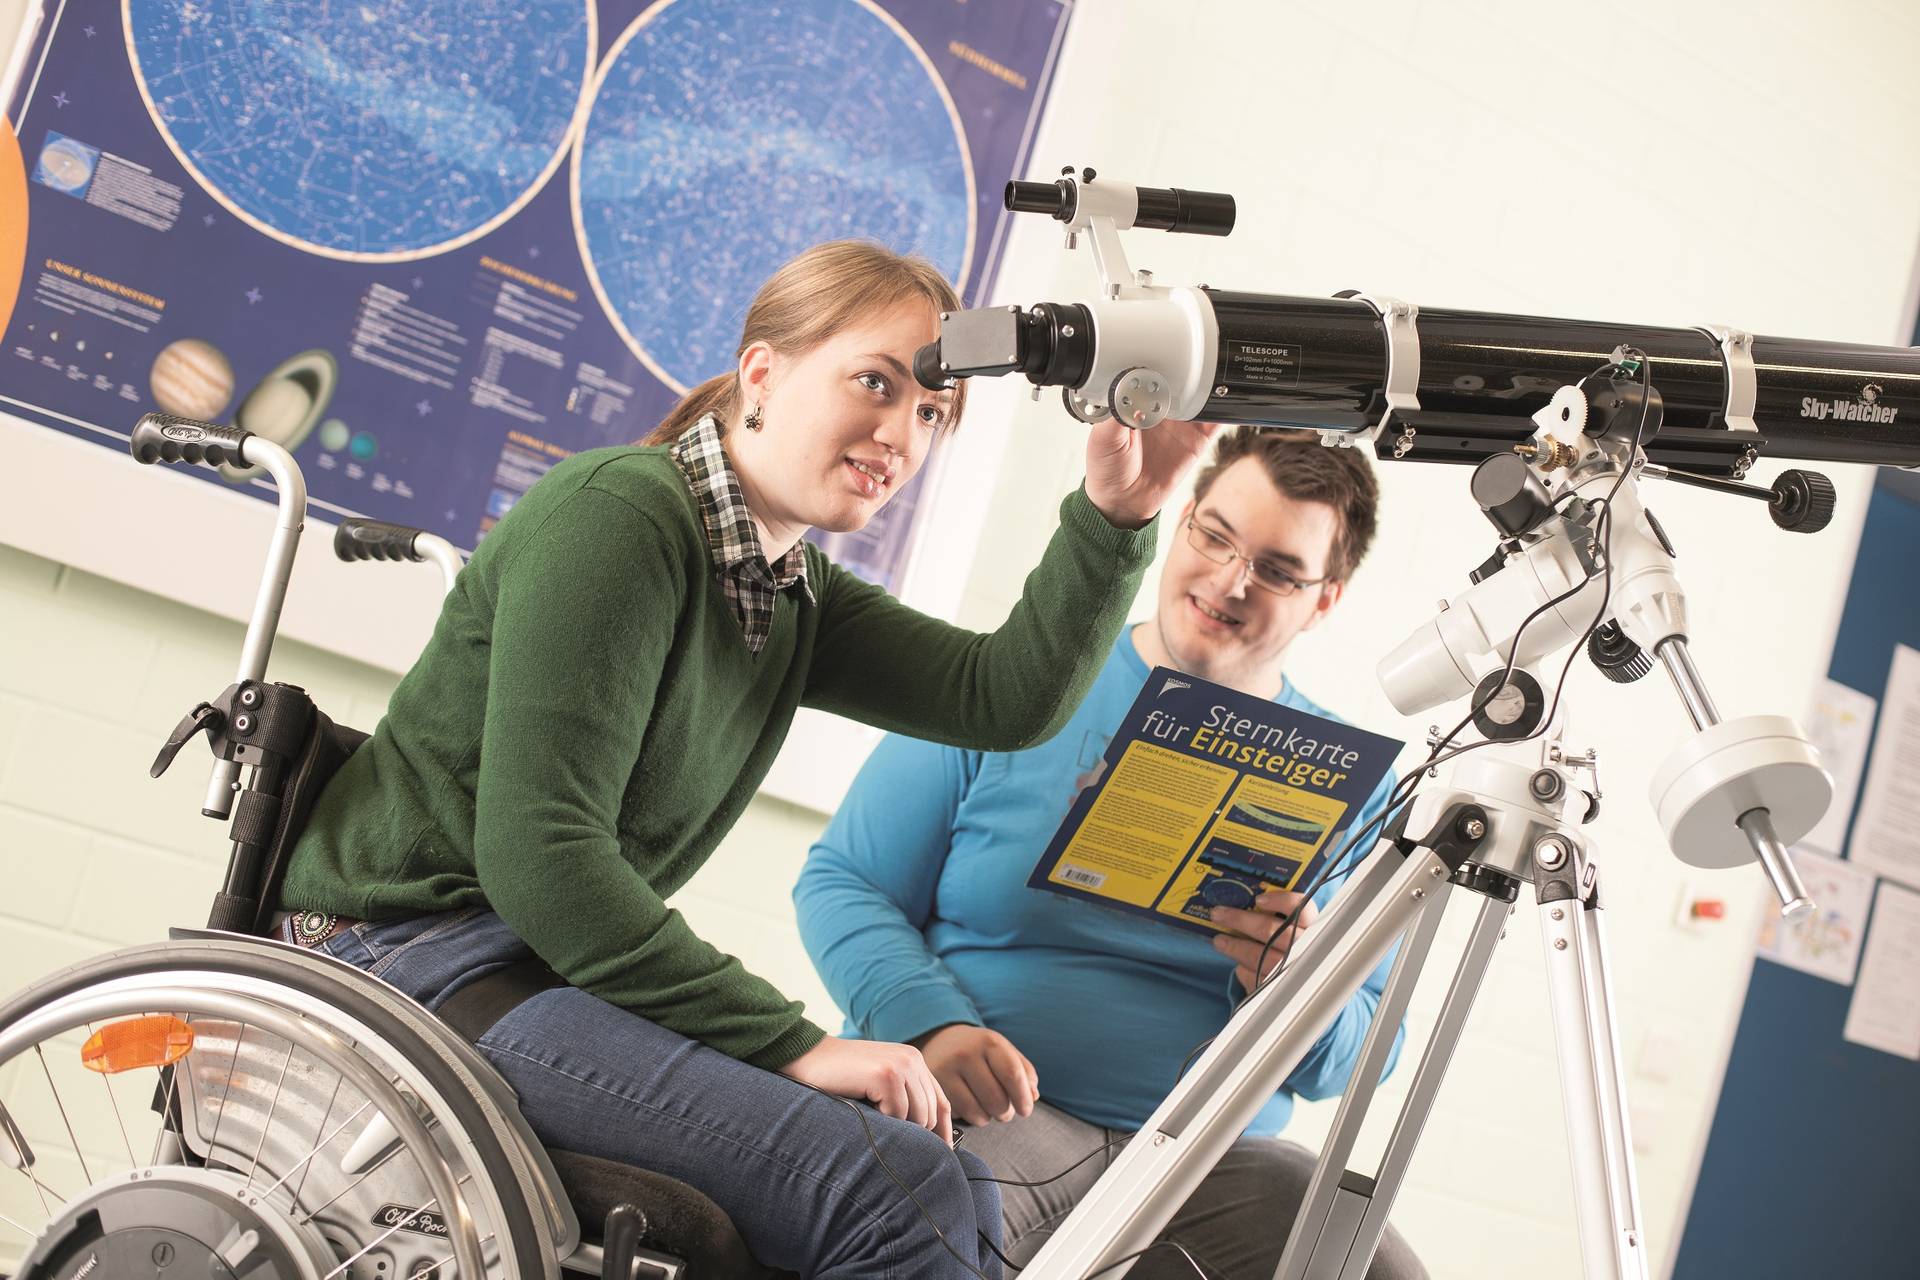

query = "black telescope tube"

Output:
[[1190, 291, 1920, 471], [927, 291, 1920, 470]]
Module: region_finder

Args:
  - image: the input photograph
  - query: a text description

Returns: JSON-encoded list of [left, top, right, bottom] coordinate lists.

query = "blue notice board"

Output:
[[1674, 463, 1920, 1278]]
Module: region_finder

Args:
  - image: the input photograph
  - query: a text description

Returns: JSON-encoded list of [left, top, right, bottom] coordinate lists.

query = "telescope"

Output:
[[917, 168, 1920, 478], [955, 171, 1901, 1280], [922, 168, 1866, 901]]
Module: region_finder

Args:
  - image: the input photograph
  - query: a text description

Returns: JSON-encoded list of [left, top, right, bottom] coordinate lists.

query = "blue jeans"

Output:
[[316, 908, 1002, 1279]]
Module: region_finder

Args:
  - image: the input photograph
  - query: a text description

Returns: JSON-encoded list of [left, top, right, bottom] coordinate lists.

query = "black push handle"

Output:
[[130, 412, 252, 468], [334, 518, 425, 563]]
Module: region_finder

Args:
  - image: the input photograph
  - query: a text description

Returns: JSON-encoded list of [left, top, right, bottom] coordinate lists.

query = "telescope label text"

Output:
[[1801, 396, 1899, 424], [1224, 340, 1302, 388]]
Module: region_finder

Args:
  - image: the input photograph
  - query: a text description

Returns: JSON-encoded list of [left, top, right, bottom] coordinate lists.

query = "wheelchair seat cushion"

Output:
[[545, 1147, 796, 1280]]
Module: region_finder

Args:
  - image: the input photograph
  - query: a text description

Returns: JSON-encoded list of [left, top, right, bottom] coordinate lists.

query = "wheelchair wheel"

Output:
[[0, 939, 562, 1279]]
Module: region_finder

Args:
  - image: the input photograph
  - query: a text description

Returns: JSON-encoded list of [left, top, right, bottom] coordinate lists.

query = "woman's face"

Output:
[[733, 297, 955, 537]]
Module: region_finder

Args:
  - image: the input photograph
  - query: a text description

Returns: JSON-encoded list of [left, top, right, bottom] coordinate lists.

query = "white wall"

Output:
[[4, 2, 1919, 1277]]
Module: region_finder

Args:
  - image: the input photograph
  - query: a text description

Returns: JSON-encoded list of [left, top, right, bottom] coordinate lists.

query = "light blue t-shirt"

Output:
[[794, 629, 1403, 1133]]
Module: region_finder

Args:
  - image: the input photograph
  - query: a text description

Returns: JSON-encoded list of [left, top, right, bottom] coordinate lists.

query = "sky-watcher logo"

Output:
[[1801, 384, 1898, 424]]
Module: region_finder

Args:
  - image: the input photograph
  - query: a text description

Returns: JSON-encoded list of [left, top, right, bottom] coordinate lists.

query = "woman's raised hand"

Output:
[[1082, 418, 1221, 529]]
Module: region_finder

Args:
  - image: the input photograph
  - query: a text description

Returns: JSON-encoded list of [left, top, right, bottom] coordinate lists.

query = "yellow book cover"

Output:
[[1029, 667, 1402, 934]]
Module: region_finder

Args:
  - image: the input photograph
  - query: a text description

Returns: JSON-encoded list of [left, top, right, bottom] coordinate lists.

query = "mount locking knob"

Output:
[[1589, 622, 1654, 684], [1769, 469, 1836, 534]]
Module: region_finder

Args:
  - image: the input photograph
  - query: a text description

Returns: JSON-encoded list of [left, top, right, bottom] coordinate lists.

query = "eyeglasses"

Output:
[[1184, 516, 1328, 597]]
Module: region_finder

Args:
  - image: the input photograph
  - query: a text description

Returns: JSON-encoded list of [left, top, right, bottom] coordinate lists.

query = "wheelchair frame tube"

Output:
[[202, 437, 306, 819]]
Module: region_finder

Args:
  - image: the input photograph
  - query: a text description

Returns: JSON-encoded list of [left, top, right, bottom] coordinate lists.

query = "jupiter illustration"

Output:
[[149, 338, 237, 420]]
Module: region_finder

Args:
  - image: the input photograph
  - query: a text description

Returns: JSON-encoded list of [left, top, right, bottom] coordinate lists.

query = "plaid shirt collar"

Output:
[[670, 414, 813, 653]]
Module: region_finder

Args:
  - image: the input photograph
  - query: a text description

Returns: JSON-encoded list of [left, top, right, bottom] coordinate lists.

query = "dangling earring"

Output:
[[743, 403, 764, 432]]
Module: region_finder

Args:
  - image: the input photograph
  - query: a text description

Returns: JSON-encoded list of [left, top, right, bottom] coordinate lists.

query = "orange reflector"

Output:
[[81, 1015, 195, 1074]]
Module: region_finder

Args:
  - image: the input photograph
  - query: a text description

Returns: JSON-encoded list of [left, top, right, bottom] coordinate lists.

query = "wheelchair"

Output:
[[0, 415, 791, 1280]]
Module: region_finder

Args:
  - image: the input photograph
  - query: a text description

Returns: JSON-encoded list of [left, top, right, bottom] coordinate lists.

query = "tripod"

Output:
[[1017, 369, 1833, 1280]]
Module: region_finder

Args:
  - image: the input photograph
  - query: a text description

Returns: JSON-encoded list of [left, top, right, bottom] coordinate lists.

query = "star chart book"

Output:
[[1028, 667, 1403, 935]]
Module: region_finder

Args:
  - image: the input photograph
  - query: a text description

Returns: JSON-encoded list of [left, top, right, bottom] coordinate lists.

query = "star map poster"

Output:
[[1, 0, 1071, 590]]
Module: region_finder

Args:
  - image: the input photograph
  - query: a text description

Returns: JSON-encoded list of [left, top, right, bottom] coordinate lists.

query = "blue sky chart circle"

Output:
[[126, 0, 594, 260], [574, 0, 974, 392]]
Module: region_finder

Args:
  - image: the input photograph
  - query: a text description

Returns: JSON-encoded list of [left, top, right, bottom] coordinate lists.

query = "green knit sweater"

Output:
[[282, 445, 1156, 1068]]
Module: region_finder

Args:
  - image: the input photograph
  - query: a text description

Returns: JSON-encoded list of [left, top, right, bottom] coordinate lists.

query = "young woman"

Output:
[[279, 240, 1215, 1278]]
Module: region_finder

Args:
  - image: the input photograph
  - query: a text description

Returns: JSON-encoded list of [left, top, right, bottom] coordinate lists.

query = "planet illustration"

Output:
[[148, 338, 237, 420], [33, 135, 98, 196], [219, 348, 339, 482], [317, 418, 351, 452]]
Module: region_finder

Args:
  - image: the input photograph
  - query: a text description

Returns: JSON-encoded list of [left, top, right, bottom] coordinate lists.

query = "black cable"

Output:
[[1221, 350, 1655, 1014], [975, 1229, 1221, 1280], [963, 1132, 1224, 1277], [978, 1227, 1024, 1274], [820, 1089, 1218, 1280], [965, 1133, 1131, 1188], [1083, 1239, 1219, 1279], [809, 1085, 1001, 1280], [1179, 781, 1426, 1081]]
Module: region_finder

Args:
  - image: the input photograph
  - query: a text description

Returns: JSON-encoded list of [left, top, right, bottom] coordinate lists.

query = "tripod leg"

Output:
[[1326, 888, 1511, 1280], [1020, 832, 1466, 1280], [1274, 874, 1454, 1280], [1539, 862, 1649, 1280]]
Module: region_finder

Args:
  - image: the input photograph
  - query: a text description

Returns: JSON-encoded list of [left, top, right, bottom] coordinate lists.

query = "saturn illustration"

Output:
[[218, 348, 339, 482]]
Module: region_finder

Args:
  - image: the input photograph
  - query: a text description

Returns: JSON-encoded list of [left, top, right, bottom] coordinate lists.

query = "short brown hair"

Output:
[[1190, 428, 1380, 581], [645, 240, 965, 445]]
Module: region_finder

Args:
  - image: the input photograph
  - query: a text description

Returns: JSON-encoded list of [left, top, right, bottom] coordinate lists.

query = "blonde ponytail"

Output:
[[644, 373, 739, 446]]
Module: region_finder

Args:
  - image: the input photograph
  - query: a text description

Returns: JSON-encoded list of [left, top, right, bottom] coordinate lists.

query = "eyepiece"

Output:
[[1005, 179, 1075, 219], [913, 340, 950, 392], [914, 303, 1096, 392]]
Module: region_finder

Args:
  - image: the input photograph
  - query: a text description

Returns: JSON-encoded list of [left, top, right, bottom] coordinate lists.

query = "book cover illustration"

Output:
[[1029, 667, 1403, 934]]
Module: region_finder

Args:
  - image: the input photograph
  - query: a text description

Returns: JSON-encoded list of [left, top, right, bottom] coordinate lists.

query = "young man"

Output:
[[795, 428, 1426, 1279]]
